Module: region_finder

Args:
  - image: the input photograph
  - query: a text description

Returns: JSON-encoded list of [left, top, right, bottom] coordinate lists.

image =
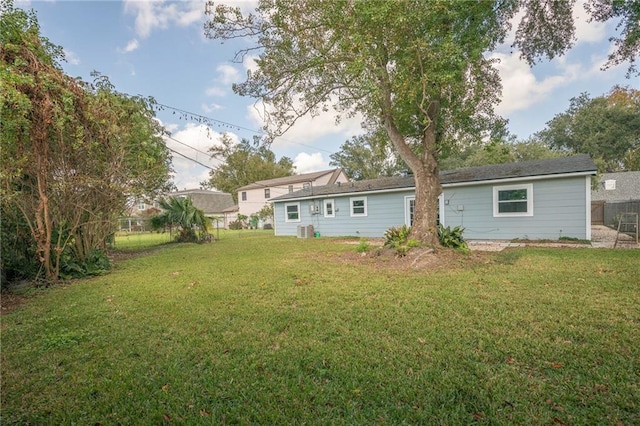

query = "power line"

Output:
[[166, 146, 214, 170], [156, 102, 337, 155]]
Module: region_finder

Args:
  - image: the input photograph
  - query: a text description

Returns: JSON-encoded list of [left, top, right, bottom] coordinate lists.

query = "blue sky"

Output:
[[16, 0, 637, 190]]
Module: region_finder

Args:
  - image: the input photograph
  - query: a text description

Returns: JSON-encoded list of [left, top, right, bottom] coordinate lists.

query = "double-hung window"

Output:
[[350, 197, 367, 217], [264, 188, 270, 199], [285, 202, 301, 222], [493, 184, 533, 217]]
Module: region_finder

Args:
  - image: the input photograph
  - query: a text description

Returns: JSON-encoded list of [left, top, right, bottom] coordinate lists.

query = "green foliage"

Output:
[[437, 224, 469, 252], [355, 238, 371, 254], [156, 196, 209, 243], [0, 1, 171, 282], [59, 249, 110, 280], [0, 203, 39, 286], [383, 225, 412, 249], [228, 220, 244, 230], [206, 135, 294, 202], [535, 86, 640, 172], [330, 131, 408, 180], [383, 225, 416, 257]]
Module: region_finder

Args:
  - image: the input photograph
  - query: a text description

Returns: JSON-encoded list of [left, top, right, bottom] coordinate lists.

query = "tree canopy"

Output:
[[205, 0, 639, 244], [330, 131, 408, 181], [0, 0, 172, 281], [534, 86, 640, 172], [206, 134, 294, 202]]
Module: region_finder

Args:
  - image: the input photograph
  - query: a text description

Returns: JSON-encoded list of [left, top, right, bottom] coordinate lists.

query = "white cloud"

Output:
[[574, 1, 607, 44], [293, 152, 328, 174], [123, 39, 140, 53], [123, 0, 204, 39], [201, 102, 224, 113], [492, 52, 582, 115], [217, 64, 241, 85], [162, 122, 241, 190], [246, 99, 364, 151], [63, 49, 80, 65], [205, 86, 227, 97]]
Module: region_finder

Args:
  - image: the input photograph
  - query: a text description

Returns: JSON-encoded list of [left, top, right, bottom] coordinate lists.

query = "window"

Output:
[[350, 197, 367, 217], [241, 191, 247, 201], [264, 188, 270, 198], [137, 200, 146, 210], [303, 182, 311, 190], [288, 185, 293, 193], [493, 184, 533, 217], [285, 202, 300, 222], [324, 199, 335, 218]]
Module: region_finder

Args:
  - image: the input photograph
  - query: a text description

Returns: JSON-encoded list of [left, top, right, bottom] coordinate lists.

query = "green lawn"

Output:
[[2, 234, 639, 424]]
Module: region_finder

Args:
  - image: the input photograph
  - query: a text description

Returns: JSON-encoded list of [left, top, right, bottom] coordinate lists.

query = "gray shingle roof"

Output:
[[236, 168, 344, 191], [591, 171, 640, 202], [271, 155, 597, 201], [169, 189, 235, 215]]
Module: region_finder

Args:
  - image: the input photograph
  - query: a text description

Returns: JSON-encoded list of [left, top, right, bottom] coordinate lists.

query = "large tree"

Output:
[[206, 134, 294, 202], [1, 1, 172, 281], [205, 0, 640, 244], [535, 86, 640, 172]]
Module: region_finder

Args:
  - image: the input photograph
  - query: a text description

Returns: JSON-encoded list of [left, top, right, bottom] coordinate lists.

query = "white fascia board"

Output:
[[441, 171, 596, 188]]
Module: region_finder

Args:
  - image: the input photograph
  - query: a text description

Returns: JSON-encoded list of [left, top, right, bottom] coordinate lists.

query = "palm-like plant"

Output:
[[157, 196, 209, 242]]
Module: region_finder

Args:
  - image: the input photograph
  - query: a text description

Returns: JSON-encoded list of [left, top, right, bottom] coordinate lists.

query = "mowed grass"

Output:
[[2, 234, 639, 424]]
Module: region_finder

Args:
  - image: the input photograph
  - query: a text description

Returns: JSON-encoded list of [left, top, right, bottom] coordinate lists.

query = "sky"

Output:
[[13, 0, 638, 190]]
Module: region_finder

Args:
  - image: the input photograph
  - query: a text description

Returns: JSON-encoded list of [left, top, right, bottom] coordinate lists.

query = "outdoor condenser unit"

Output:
[[297, 224, 314, 238]]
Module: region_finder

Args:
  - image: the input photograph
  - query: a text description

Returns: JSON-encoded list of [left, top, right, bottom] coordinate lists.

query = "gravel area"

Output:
[[468, 225, 638, 251]]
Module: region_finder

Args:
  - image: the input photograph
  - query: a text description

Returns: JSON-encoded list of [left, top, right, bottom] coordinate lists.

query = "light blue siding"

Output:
[[274, 190, 414, 237], [274, 176, 590, 240], [442, 176, 589, 240]]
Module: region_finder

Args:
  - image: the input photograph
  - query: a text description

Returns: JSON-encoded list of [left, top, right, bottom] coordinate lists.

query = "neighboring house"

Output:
[[591, 171, 640, 226], [236, 168, 348, 222], [271, 155, 597, 240], [221, 204, 239, 229], [169, 189, 236, 227]]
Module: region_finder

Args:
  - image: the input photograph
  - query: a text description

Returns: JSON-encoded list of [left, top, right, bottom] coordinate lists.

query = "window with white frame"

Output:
[[285, 202, 301, 222], [493, 184, 533, 217], [264, 188, 270, 198], [324, 199, 335, 218], [288, 185, 293, 193], [350, 197, 367, 217], [137, 200, 146, 210]]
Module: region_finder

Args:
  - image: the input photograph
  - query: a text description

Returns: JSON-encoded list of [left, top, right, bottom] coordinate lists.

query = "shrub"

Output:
[[383, 225, 411, 248], [355, 239, 371, 254], [228, 220, 244, 230], [437, 224, 469, 252]]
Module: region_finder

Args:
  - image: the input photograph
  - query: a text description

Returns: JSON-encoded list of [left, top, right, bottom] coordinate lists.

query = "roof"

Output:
[[271, 155, 597, 202], [168, 189, 235, 215], [236, 168, 345, 191], [591, 171, 640, 202]]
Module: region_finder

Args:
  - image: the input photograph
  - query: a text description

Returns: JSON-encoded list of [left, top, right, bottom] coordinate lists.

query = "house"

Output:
[[591, 171, 640, 226], [169, 189, 236, 228], [236, 168, 348, 222], [270, 155, 597, 240]]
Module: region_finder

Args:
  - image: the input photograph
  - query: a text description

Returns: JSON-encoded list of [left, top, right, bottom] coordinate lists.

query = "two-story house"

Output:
[[236, 168, 348, 224]]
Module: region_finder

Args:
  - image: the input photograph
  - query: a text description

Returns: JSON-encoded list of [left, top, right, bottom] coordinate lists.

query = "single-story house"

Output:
[[590, 171, 640, 226], [270, 155, 597, 240]]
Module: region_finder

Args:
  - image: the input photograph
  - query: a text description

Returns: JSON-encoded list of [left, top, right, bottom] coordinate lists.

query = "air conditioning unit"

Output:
[[297, 224, 314, 238]]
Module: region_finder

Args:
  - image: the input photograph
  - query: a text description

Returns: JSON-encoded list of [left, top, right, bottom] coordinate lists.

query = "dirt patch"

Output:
[[336, 246, 489, 272]]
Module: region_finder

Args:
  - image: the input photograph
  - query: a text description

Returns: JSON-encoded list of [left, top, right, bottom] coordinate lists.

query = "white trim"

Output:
[[404, 195, 415, 227], [444, 171, 594, 188], [438, 193, 445, 227], [585, 176, 592, 240], [350, 196, 367, 217], [284, 202, 301, 223], [271, 171, 596, 203], [323, 199, 335, 218], [493, 183, 534, 217]]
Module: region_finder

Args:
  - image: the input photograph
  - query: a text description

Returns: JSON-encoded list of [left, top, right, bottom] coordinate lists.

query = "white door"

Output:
[[405, 196, 415, 227]]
